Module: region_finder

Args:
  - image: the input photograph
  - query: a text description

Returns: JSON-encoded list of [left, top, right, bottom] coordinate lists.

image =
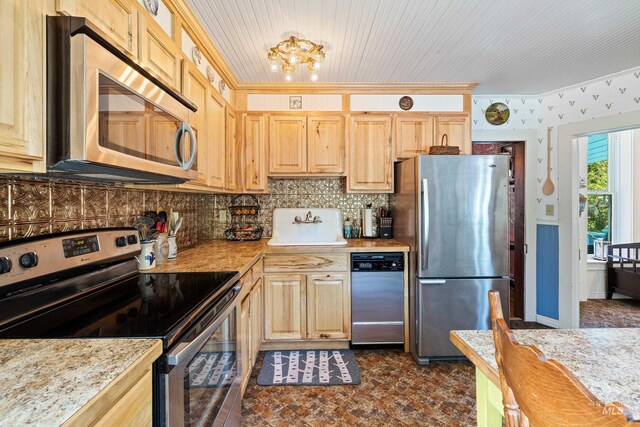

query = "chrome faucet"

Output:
[[293, 211, 322, 224]]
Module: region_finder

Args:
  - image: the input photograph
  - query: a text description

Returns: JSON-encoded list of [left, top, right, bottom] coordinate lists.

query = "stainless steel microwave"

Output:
[[46, 16, 198, 184]]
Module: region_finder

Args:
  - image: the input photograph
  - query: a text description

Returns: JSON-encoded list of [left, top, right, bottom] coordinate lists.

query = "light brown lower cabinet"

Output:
[[65, 341, 161, 427], [264, 272, 350, 342], [240, 272, 264, 393]]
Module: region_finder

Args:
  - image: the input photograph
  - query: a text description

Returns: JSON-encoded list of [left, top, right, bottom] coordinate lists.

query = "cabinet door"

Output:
[[307, 116, 345, 174], [240, 296, 251, 387], [269, 116, 307, 174], [138, 15, 181, 91], [250, 278, 263, 363], [395, 115, 433, 160], [182, 63, 208, 187], [225, 108, 241, 192], [57, 0, 138, 56], [434, 115, 471, 154], [306, 274, 350, 340], [244, 115, 268, 192], [207, 91, 226, 190], [348, 116, 393, 192], [0, 1, 47, 172], [264, 275, 306, 341]]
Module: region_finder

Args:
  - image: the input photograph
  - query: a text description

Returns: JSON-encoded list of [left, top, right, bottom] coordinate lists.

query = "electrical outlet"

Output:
[[545, 204, 554, 216], [219, 211, 226, 221]]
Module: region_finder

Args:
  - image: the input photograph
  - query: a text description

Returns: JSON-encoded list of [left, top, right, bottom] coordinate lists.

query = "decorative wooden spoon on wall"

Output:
[[542, 126, 555, 195]]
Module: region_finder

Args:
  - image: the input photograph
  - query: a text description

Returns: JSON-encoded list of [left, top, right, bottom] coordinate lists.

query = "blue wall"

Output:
[[536, 224, 559, 320]]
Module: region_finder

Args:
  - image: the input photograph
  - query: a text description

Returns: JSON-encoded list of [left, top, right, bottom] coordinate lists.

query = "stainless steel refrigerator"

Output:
[[391, 155, 510, 365]]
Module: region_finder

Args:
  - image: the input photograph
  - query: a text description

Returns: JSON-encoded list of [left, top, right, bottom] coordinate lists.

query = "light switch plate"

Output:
[[546, 204, 554, 216]]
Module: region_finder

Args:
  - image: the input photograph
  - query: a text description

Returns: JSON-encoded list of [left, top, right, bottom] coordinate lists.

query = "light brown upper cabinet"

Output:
[[0, 0, 50, 173], [307, 116, 345, 174], [57, 0, 138, 56], [395, 115, 434, 160], [434, 115, 471, 154], [225, 108, 241, 192], [181, 62, 209, 188], [348, 116, 393, 193], [207, 90, 226, 190], [244, 114, 268, 193], [138, 14, 181, 92], [269, 116, 307, 174]]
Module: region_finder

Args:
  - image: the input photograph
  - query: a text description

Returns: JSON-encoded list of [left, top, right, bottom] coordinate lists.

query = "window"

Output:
[[586, 134, 611, 254]]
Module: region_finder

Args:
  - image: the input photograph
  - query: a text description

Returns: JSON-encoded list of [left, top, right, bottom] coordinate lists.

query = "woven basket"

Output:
[[429, 134, 460, 155]]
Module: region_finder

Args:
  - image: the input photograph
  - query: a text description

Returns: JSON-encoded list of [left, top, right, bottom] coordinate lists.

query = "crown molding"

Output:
[[166, 0, 240, 90], [235, 82, 478, 93]]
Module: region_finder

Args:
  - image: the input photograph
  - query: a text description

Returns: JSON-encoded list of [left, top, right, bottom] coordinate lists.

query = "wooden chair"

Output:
[[487, 290, 636, 426]]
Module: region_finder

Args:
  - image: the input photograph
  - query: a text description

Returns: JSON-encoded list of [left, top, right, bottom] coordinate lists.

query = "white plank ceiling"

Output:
[[187, 0, 640, 94]]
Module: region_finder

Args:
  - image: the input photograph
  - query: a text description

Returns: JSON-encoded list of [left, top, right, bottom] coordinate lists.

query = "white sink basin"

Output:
[[268, 208, 348, 246]]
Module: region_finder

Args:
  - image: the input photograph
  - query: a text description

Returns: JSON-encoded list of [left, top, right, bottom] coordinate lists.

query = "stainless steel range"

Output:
[[0, 228, 242, 426]]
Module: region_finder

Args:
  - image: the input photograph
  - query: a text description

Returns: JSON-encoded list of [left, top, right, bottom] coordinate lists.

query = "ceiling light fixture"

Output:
[[267, 36, 325, 82]]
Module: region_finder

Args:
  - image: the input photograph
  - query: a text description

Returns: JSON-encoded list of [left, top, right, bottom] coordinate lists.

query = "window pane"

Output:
[[587, 134, 608, 191], [586, 194, 611, 254]]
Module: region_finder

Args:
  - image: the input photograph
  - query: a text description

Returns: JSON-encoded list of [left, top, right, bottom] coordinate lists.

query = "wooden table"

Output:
[[450, 328, 640, 426]]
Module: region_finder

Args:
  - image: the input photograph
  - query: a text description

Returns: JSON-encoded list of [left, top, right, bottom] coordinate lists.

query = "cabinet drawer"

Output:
[[238, 270, 253, 302], [92, 369, 152, 427], [264, 254, 348, 273], [251, 260, 263, 285]]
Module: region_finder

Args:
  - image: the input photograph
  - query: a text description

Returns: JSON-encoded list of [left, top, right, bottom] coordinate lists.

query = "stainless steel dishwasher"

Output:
[[351, 253, 404, 345]]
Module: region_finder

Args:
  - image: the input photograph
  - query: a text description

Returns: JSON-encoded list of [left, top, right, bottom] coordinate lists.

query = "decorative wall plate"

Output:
[[143, 0, 159, 16], [399, 96, 414, 111], [289, 96, 302, 110], [485, 102, 510, 125], [206, 65, 216, 84], [191, 46, 202, 66], [219, 80, 227, 94]]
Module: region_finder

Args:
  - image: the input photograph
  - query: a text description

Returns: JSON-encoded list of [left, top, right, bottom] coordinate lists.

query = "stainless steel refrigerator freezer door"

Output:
[[418, 155, 509, 278], [414, 278, 509, 363]]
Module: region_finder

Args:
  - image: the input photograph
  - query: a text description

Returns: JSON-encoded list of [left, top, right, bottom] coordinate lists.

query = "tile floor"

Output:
[[242, 350, 477, 427], [242, 299, 640, 426]]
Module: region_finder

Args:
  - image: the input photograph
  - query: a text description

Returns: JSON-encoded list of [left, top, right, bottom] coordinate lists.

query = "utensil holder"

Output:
[[136, 240, 156, 271], [154, 233, 169, 265], [167, 235, 178, 260]]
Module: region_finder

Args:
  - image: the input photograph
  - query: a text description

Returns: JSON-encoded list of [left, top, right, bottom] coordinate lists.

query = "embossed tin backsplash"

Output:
[[0, 178, 389, 247]]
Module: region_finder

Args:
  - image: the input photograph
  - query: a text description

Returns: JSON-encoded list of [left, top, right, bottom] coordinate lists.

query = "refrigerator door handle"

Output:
[[421, 178, 430, 270], [418, 279, 446, 285]]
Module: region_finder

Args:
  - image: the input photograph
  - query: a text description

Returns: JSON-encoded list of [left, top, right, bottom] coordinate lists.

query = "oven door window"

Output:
[[183, 308, 237, 426], [97, 74, 197, 170]]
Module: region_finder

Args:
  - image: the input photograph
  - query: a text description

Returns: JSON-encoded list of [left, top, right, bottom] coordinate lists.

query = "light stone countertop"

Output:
[[0, 338, 162, 426], [151, 238, 409, 274], [451, 328, 640, 419]]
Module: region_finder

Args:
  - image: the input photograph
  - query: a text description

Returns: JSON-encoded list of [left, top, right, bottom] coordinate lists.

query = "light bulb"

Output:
[[284, 72, 292, 81], [313, 61, 321, 70], [289, 53, 297, 64], [310, 71, 318, 82], [269, 61, 279, 72]]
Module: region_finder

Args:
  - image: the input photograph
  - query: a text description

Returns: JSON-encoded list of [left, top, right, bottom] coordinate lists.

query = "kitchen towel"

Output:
[[257, 350, 360, 386]]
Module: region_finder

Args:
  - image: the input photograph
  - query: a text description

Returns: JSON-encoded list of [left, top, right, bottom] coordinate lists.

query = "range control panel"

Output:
[[0, 228, 141, 287], [351, 253, 404, 272]]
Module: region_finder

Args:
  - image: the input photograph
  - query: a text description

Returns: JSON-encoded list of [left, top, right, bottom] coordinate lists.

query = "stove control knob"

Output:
[[127, 234, 138, 245], [115, 236, 127, 247], [19, 252, 38, 269], [0, 257, 12, 274]]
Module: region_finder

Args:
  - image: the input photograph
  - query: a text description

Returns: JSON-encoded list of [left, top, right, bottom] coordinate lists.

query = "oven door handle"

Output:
[[166, 290, 238, 369]]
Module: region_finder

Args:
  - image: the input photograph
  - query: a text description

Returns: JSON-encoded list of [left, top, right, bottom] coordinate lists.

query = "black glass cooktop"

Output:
[[0, 265, 238, 348]]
